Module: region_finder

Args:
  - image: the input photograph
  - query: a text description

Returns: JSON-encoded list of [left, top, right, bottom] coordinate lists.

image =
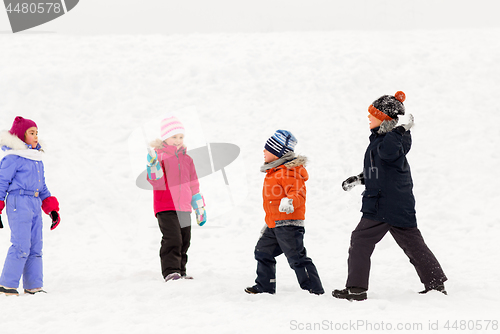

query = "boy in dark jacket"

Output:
[[333, 91, 447, 301]]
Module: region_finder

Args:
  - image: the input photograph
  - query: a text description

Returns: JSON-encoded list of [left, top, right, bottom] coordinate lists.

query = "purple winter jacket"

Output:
[[147, 143, 200, 216], [0, 131, 51, 203]]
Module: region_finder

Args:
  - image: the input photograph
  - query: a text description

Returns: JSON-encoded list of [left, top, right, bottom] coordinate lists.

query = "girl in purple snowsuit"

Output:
[[0, 116, 61, 296]]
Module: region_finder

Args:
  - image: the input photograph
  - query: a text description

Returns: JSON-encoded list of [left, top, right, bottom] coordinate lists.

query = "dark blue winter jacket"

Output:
[[361, 127, 417, 228]]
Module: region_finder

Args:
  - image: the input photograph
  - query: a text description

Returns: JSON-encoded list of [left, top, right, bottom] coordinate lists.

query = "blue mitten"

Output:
[[191, 193, 207, 226]]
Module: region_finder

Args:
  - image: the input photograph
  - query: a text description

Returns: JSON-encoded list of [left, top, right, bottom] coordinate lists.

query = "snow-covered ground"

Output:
[[1, 29, 499, 333]]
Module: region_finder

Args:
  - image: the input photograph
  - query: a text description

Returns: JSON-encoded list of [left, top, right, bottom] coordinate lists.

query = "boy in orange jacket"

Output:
[[245, 130, 324, 295]]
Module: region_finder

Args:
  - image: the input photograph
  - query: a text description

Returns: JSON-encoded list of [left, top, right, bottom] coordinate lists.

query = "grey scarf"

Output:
[[260, 151, 296, 173]]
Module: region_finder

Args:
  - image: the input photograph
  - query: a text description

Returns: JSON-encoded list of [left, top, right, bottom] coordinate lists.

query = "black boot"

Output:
[[24, 288, 47, 295], [309, 289, 324, 295], [332, 287, 367, 301], [245, 286, 263, 294], [245, 285, 275, 294], [0, 286, 19, 296], [419, 284, 447, 295]]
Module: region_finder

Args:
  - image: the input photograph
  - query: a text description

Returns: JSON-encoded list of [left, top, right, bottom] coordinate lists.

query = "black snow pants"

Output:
[[346, 218, 447, 290], [157, 211, 191, 278], [254, 225, 324, 294]]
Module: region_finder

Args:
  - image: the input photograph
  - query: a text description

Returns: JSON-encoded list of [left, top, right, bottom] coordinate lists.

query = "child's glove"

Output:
[[0, 201, 4, 229], [146, 149, 164, 181], [42, 196, 60, 230], [49, 211, 60, 230], [279, 197, 294, 214], [191, 193, 207, 226], [146, 148, 158, 166], [194, 207, 206, 226], [342, 172, 365, 191], [395, 114, 414, 134]]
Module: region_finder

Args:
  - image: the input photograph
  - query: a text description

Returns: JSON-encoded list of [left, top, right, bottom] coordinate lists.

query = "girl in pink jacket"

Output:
[[147, 116, 206, 282]]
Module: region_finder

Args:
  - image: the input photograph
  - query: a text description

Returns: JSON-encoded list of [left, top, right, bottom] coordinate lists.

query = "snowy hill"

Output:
[[1, 29, 499, 333]]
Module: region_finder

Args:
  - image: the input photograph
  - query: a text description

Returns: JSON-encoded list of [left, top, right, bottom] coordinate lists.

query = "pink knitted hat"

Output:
[[161, 116, 185, 141], [9, 116, 37, 142]]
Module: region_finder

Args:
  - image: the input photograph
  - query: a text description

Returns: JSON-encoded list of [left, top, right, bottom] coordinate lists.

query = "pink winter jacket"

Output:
[[147, 143, 200, 216]]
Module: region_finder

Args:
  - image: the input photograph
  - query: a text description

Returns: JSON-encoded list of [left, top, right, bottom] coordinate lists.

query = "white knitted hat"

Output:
[[160, 116, 185, 141]]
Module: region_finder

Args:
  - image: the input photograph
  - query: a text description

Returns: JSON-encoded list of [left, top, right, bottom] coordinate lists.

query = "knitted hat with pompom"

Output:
[[368, 91, 406, 121], [9, 116, 37, 143]]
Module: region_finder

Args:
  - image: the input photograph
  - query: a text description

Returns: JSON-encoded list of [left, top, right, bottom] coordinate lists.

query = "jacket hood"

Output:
[[284, 155, 308, 181], [265, 154, 308, 181], [150, 138, 186, 155], [0, 130, 30, 150], [0, 130, 44, 161], [374, 119, 398, 135], [0, 130, 44, 151], [261, 151, 308, 173], [283, 155, 308, 168]]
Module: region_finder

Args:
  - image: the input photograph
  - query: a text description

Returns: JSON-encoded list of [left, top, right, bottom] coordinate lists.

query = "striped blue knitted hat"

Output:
[[264, 130, 297, 158]]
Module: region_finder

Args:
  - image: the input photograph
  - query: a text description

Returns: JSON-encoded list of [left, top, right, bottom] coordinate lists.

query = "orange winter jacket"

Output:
[[262, 156, 308, 228]]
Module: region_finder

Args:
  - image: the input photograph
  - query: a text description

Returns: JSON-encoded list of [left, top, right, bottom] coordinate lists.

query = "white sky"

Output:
[[1, 0, 500, 34]]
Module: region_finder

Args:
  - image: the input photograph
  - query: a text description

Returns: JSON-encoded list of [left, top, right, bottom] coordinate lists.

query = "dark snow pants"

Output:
[[346, 218, 447, 290], [156, 211, 191, 278], [254, 226, 324, 294]]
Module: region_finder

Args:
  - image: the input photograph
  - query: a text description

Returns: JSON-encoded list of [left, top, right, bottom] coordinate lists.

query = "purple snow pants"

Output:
[[0, 194, 43, 290]]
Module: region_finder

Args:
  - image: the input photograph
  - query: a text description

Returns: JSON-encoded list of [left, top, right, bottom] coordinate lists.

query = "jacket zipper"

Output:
[[370, 150, 375, 172], [176, 149, 182, 209]]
